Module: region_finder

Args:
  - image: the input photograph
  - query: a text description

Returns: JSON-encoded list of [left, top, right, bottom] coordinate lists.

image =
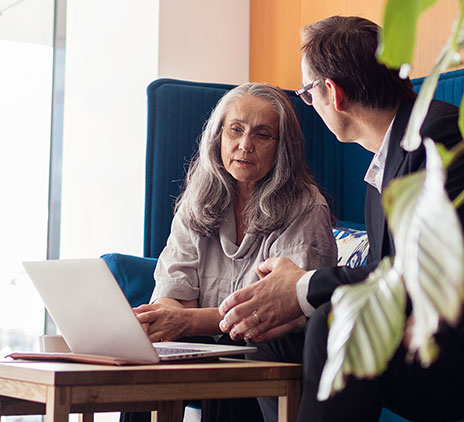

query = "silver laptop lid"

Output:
[[23, 258, 160, 363]]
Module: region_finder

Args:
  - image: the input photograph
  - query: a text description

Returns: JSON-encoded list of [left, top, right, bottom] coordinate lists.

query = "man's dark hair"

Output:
[[301, 16, 416, 108]]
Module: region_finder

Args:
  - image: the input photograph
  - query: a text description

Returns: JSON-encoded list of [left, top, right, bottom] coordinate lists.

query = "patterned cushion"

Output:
[[333, 227, 369, 268]]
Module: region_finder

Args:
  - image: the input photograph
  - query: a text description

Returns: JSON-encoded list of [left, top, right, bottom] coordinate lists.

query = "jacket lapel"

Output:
[[381, 102, 413, 191], [375, 102, 414, 258]]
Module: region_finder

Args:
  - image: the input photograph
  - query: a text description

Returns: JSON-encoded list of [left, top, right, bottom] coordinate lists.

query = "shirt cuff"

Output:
[[296, 270, 316, 317]]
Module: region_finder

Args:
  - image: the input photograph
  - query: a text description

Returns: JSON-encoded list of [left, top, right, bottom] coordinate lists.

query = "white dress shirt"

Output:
[[363, 118, 395, 193]]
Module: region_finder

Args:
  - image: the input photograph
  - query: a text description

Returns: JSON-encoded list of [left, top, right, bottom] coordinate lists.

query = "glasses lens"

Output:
[[300, 91, 313, 106], [224, 125, 243, 139], [296, 80, 320, 106]]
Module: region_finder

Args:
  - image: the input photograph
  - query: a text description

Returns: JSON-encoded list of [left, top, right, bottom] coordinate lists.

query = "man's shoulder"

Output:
[[426, 99, 459, 120], [397, 99, 458, 124], [420, 99, 460, 145], [393, 99, 460, 147]]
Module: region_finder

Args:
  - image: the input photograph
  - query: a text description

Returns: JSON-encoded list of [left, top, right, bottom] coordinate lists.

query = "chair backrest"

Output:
[[144, 68, 464, 258]]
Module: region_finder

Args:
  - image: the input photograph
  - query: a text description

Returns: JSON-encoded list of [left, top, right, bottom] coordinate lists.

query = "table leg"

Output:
[[46, 386, 71, 422], [278, 380, 301, 422], [155, 401, 183, 422], [78, 413, 95, 422]]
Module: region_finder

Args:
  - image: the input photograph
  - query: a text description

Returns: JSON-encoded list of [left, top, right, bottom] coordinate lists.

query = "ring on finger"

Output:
[[252, 309, 261, 324]]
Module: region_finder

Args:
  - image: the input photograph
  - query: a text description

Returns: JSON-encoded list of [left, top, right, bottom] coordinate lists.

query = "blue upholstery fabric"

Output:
[[411, 67, 464, 106], [144, 80, 233, 258], [101, 253, 157, 307], [379, 408, 409, 422]]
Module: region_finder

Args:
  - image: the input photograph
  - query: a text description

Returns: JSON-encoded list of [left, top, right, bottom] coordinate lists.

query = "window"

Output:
[[0, 0, 54, 358], [0, 1, 54, 421]]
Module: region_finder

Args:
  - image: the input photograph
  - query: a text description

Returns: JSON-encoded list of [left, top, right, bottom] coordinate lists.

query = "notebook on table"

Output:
[[17, 258, 256, 365]]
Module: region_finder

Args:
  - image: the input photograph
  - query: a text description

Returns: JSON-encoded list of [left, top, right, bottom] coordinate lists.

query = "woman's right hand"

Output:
[[134, 299, 194, 342]]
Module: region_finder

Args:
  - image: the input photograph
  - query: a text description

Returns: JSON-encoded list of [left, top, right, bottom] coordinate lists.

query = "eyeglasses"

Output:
[[221, 125, 278, 142], [295, 80, 320, 106]]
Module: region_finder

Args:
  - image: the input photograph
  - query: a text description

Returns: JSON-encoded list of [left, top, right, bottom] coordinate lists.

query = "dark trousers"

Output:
[[251, 302, 464, 422], [248, 329, 305, 419], [120, 334, 263, 422]]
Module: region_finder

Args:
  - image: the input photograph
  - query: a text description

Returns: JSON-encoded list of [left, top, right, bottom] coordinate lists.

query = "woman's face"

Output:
[[221, 94, 279, 194]]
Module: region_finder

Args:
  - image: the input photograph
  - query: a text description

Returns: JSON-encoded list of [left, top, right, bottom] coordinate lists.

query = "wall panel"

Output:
[[250, 0, 301, 87]]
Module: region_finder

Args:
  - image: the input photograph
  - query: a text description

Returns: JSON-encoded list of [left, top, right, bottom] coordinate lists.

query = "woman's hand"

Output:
[[134, 298, 195, 342]]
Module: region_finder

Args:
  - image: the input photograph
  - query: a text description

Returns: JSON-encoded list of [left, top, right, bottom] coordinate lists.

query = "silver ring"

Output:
[[252, 310, 261, 324]]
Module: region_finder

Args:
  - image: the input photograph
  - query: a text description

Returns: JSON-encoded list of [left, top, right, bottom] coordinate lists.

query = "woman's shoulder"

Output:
[[169, 202, 201, 241], [266, 186, 336, 264], [300, 184, 331, 213], [272, 185, 331, 235]]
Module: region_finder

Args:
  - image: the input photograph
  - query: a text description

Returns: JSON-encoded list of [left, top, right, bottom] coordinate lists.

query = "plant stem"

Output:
[[454, 190, 464, 210], [447, 140, 464, 168], [447, 141, 464, 210]]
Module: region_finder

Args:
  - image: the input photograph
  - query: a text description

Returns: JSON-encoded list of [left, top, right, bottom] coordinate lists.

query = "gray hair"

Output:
[[177, 82, 318, 237]]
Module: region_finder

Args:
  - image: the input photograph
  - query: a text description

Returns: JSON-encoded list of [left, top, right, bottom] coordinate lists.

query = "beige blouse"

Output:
[[151, 188, 337, 309]]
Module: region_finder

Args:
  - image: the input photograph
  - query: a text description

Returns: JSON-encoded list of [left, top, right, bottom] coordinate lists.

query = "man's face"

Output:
[[301, 57, 349, 143]]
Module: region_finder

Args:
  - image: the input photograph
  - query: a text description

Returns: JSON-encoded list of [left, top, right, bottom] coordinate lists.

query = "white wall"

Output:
[[158, 0, 250, 84], [60, 0, 158, 258], [60, 0, 250, 259], [0, 0, 53, 46]]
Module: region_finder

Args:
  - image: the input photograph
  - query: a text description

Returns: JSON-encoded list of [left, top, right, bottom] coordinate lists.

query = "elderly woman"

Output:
[[135, 82, 336, 343], [131, 83, 337, 422], [136, 82, 336, 341]]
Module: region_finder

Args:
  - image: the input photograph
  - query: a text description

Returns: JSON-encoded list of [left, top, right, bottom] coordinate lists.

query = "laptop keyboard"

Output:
[[153, 346, 209, 356]]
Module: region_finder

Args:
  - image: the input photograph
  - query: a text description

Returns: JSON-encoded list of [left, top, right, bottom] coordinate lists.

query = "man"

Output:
[[219, 16, 464, 421]]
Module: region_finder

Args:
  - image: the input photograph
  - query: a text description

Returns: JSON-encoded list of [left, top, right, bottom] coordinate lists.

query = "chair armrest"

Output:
[[101, 253, 157, 307]]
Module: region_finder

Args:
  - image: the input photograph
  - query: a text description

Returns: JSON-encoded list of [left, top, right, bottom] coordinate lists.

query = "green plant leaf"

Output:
[[317, 258, 406, 401], [459, 95, 464, 140], [377, 0, 438, 69], [455, 190, 464, 210], [435, 143, 456, 169], [383, 139, 464, 365]]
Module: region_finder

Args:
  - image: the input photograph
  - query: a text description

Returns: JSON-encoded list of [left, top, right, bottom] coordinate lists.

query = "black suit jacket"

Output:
[[308, 100, 464, 309]]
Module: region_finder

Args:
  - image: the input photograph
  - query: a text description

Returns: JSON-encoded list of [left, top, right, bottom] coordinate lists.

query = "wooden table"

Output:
[[0, 358, 302, 422]]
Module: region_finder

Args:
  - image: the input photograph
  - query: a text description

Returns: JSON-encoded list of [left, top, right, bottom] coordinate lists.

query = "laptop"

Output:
[[22, 258, 256, 363]]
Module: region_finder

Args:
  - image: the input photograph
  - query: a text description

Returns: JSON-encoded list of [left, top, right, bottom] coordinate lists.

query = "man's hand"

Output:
[[218, 257, 307, 342], [250, 315, 307, 343]]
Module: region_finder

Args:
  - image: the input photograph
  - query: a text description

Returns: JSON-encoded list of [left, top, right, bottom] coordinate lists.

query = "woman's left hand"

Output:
[[134, 302, 192, 342]]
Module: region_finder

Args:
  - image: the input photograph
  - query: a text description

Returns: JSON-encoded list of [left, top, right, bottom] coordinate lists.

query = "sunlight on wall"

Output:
[[59, 0, 157, 260], [0, 40, 50, 355]]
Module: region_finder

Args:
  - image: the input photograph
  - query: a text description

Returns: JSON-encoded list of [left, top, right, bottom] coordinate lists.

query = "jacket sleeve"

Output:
[[307, 263, 377, 309]]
